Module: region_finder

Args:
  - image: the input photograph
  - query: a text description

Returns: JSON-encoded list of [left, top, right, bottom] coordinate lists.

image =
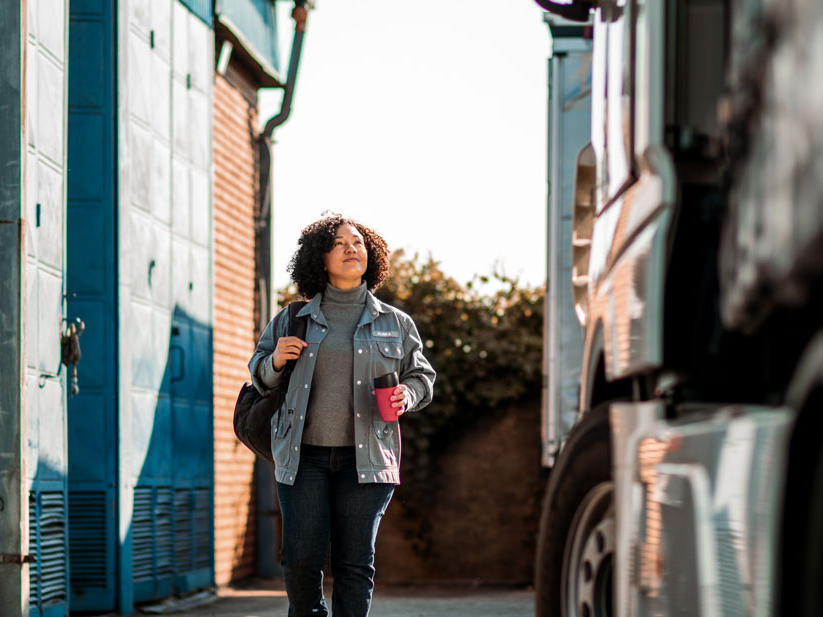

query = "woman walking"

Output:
[[249, 214, 436, 617]]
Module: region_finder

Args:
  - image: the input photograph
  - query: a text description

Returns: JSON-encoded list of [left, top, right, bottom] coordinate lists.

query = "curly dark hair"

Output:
[[287, 214, 391, 298]]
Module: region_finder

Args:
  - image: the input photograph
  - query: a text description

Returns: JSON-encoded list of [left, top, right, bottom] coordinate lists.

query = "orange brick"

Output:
[[212, 66, 261, 586]]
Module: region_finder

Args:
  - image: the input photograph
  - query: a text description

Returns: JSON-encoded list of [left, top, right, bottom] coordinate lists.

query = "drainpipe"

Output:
[[255, 0, 309, 579], [256, 0, 309, 333], [261, 1, 309, 138]]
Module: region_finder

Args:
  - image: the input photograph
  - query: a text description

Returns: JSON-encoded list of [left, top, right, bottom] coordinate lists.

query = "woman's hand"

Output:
[[390, 384, 409, 417], [272, 337, 308, 371]]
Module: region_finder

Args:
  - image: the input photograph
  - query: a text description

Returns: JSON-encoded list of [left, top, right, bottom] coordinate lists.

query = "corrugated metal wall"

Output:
[[62, 1, 215, 614], [116, 0, 215, 611]]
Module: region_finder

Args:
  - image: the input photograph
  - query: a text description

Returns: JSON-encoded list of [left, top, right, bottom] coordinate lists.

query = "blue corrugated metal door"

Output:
[[122, 0, 215, 609], [171, 310, 214, 592], [66, 1, 214, 613], [66, 0, 118, 611]]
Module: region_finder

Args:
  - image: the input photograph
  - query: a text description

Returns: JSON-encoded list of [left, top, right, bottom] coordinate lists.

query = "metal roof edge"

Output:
[[215, 16, 285, 89]]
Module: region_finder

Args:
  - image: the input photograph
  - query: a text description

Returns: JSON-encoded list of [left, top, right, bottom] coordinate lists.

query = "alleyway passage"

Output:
[[164, 580, 534, 617]]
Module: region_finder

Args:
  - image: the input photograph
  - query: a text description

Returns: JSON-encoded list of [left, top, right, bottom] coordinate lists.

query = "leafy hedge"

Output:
[[279, 251, 545, 552]]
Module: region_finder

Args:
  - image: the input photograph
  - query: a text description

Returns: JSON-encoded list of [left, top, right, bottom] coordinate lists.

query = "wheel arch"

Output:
[[582, 320, 634, 414]]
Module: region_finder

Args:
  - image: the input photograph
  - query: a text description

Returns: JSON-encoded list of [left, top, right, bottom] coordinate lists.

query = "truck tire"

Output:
[[535, 408, 613, 617]]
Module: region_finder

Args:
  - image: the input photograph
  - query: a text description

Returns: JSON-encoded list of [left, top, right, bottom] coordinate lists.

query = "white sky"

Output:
[[261, 0, 550, 292]]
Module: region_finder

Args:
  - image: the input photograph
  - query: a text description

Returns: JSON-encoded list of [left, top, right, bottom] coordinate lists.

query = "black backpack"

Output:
[[233, 301, 307, 463]]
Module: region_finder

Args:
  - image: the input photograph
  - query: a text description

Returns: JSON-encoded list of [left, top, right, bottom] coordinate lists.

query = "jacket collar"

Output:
[[297, 293, 325, 325], [295, 289, 392, 328]]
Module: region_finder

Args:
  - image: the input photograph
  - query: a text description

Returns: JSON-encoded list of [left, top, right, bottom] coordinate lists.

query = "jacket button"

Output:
[[356, 413, 361, 418], [321, 328, 326, 333], [357, 380, 362, 385], [384, 347, 389, 352], [304, 384, 308, 388], [358, 443, 363, 448], [290, 476, 294, 481], [361, 474, 366, 479], [294, 446, 298, 451], [358, 349, 363, 354], [299, 415, 303, 421], [309, 352, 314, 357]]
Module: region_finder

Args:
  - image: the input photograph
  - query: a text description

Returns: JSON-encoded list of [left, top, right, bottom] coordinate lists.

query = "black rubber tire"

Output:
[[535, 408, 613, 617]]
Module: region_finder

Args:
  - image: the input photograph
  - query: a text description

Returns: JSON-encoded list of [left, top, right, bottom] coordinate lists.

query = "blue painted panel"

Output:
[[71, 0, 106, 15], [67, 393, 107, 483], [66, 116, 105, 202], [68, 21, 105, 108], [67, 3, 117, 612], [193, 404, 213, 482], [191, 325, 212, 404], [172, 401, 196, 477], [67, 205, 108, 296], [168, 307, 214, 585]]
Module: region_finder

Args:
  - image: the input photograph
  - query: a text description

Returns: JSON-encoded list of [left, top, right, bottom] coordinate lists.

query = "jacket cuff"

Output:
[[258, 354, 284, 388]]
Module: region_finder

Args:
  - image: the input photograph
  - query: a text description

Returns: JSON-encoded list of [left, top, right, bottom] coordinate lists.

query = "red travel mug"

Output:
[[373, 372, 400, 422]]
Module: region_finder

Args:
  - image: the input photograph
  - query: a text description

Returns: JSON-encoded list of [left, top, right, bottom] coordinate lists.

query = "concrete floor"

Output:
[[160, 580, 535, 617]]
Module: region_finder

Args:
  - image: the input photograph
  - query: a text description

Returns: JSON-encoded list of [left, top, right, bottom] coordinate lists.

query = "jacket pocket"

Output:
[[368, 421, 399, 467], [271, 409, 293, 467], [371, 340, 404, 379]]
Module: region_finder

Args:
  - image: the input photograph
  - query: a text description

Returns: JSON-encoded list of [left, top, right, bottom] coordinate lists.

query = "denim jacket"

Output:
[[248, 291, 436, 485]]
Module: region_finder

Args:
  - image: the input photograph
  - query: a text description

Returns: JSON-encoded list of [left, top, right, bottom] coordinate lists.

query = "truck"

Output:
[[535, 1, 823, 616]]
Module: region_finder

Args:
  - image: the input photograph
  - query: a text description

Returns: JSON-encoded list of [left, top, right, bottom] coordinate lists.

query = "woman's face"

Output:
[[323, 223, 368, 289]]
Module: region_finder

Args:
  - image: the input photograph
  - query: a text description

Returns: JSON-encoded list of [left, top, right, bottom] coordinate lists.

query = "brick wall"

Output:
[[212, 62, 260, 586]]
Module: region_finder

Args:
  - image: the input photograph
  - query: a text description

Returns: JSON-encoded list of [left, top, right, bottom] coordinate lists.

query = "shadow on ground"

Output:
[[166, 578, 535, 617]]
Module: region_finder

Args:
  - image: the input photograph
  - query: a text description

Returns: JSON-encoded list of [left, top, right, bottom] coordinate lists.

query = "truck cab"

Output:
[[535, 1, 823, 616]]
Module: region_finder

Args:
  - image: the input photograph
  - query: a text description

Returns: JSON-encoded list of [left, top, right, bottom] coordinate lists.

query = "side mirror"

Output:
[[534, 0, 594, 22], [571, 142, 595, 327]]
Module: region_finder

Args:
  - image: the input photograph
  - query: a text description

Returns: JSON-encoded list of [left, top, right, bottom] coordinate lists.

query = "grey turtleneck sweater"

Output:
[[301, 282, 367, 446]]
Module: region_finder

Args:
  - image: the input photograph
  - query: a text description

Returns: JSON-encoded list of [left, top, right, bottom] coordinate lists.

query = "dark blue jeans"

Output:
[[277, 445, 395, 617]]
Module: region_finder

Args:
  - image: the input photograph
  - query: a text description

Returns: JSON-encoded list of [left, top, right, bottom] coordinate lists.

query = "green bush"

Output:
[[279, 251, 545, 553]]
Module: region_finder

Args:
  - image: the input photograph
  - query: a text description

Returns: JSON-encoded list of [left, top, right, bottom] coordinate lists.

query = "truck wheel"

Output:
[[535, 408, 613, 617]]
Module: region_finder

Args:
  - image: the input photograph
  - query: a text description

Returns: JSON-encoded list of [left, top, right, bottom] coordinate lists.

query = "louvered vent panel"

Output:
[[133, 486, 174, 583], [29, 492, 40, 607], [156, 488, 173, 576], [194, 489, 211, 570], [39, 492, 68, 605], [68, 491, 107, 588], [174, 489, 192, 572], [132, 487, 153, 582]]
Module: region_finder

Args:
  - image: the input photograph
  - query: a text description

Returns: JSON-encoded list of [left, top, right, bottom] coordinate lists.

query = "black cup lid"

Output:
[[374, 372, 399, 388]]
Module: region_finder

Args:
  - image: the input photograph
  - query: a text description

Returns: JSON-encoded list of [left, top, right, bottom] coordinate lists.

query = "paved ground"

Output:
[[156, 580, 535, 617]]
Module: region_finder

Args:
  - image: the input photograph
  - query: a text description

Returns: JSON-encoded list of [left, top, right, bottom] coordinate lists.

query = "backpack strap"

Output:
[[286, 300, 308, 339], [281, 301, 308, 381]]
